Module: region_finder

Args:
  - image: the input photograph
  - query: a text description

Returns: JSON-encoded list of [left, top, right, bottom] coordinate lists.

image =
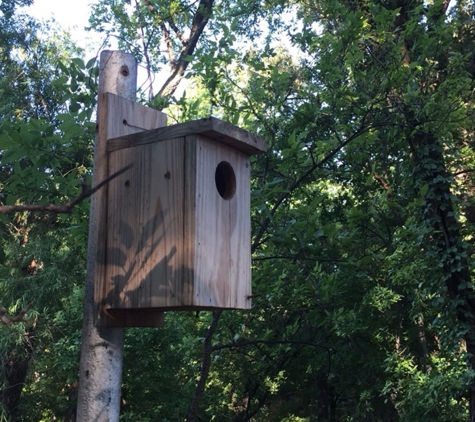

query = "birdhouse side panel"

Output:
[[189, 135, 252, 309], [106, 138, 187, 311]]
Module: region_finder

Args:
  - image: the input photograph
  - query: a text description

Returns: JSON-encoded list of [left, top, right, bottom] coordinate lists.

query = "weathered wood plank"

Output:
[[106, 134, 251, 311], [78, 51, 141, 422], [191, 135, 252, 309], [105, 93, 167, 139], [102, 107, 260, 314], [107, 117, 267, 155], [95, 93, 167, 327], [107, 138, 188, 310]]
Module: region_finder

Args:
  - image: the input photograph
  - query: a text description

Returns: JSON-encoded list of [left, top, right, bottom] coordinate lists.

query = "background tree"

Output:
[[159, 0, 475, 419], [89, 0, 214, 103], [0, 4, 98, 419], [1, 0, 475, 420]]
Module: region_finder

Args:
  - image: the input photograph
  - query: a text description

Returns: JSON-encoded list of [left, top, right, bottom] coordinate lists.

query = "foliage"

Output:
[[89, 0, 215, 101], [2, 0, 475, 420], [0, 6, 98, 419], [163, 0, 475, 419]]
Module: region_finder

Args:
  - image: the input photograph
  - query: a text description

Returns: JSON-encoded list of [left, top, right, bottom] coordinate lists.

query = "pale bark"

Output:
[[76, 50, 137, 422]]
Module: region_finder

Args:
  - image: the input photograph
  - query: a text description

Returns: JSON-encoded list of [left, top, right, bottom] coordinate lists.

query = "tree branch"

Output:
[[0, 301, 34, 326], [211, 338, 333, 352], [251, 119, 374, 252], [143, 0, 188, 46], [0, 164, 133, 215], [156, 0, 214, 99], [185, 310, 221, 422], [161, 22, 176, 64], [168, 20, 187, 45]]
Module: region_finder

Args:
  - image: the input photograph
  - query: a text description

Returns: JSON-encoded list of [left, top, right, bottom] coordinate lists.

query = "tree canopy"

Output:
[[1, 0, 475, 420]]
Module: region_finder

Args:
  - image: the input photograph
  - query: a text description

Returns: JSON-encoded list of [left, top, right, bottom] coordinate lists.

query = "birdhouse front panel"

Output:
[[102, 130, 259, 317], [185, 135, 251, 309]]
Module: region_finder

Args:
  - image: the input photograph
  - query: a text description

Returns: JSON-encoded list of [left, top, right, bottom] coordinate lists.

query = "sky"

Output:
[[20, 0, 160, 94], [20, 0, 105, 54]]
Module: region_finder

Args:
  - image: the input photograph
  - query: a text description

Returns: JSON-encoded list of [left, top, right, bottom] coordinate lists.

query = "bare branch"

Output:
[[0, 300, 34, 326], [0, 164, 133, 215], [168, 20, 187, 45], [161, 23, 176, 64]]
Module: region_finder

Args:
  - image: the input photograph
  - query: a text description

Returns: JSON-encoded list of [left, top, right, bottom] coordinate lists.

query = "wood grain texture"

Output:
[[95, 93, 167, 327], [104, 134, 251, 311], [191, 135, 252, 309], [106, 138, 187, 311], [105, 93, 167, 139], [107, 117, 267, 155]]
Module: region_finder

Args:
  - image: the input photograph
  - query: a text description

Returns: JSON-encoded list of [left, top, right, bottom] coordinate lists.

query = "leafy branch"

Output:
[[144, 0, 215, 99], [251, 112, 378, 252], [211, 338, 334, 352]]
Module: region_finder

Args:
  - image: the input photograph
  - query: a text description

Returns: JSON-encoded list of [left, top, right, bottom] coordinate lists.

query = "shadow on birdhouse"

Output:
[[95, 100, 266, 327]]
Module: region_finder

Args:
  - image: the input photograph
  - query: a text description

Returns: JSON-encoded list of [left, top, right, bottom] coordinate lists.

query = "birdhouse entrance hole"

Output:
[[215, 161, 236, 200]]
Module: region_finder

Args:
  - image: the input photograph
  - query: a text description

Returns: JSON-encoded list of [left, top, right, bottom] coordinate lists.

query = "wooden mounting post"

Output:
[[76, 51, 166, 421]]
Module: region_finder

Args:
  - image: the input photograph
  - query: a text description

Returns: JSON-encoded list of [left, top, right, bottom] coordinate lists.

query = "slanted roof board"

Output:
[[107, 117, 267, 155]]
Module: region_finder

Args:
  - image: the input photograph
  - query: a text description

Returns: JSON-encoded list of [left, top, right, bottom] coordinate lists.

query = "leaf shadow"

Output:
[[102, 196, 201, 317]]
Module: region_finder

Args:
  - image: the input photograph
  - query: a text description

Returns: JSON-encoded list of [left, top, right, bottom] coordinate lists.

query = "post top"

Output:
[[107, 114, 267, 155], [99, 51, 137, 101]]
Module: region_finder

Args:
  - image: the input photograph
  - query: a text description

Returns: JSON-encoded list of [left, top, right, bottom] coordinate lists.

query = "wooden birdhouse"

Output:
[[95, 109, 266, 327]]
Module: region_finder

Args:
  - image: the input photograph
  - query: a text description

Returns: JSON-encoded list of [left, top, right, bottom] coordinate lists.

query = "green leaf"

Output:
[[420, 183, 429, 197]]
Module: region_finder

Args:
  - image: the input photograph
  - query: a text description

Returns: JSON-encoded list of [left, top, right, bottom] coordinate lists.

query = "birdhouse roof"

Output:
[[107, 117, 267, 155]]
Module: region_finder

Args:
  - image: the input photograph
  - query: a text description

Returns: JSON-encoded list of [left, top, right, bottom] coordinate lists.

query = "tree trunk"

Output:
[[410, 132, 475, 421], [76, 50, 137, 422], [0, 330, 34, 417], [186, 310, 222, 422]]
